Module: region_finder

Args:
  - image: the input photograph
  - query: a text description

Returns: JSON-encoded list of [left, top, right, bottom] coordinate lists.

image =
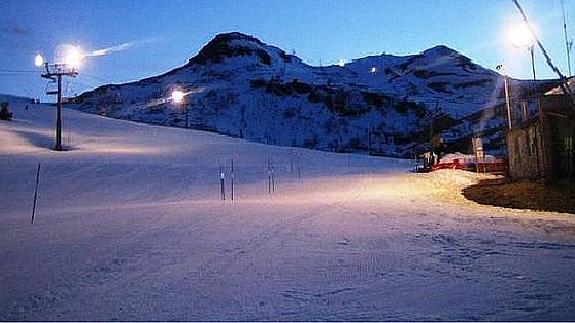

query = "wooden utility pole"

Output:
[[41, 64, 78, 151]]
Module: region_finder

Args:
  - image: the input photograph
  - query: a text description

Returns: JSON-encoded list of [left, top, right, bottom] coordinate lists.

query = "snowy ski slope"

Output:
[[1, 101, 575, 321]]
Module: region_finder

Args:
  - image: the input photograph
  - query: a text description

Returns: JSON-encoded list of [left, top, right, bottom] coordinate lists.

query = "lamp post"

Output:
[[508, 22, 538, 114], [507, 22, 537, 80], [503, 22, 540, 125], [35, 46, 81, 151], [508, 23, 537, 81]]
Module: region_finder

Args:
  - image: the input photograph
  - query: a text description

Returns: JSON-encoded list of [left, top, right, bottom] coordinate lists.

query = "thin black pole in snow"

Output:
[[220, 172, 226, 201], [230, 157, 234, 201], [271, 160, 275, 192], [219, 161, 225, 200], [267, 156, 271, 194], [30, 163, 41, 224], [296, 153, 302, 179]]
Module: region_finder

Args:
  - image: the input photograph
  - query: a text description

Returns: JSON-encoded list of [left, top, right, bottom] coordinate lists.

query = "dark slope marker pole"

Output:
[[30, 164, 41, 224], [219, 161, 226, 201], [230, 158, 234, 202]]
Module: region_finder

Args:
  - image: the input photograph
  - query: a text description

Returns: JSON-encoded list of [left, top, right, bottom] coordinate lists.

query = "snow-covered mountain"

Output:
[[73, 32, 558, 157]]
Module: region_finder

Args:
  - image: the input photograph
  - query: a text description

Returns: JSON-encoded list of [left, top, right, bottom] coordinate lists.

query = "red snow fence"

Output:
[[432, 153, 507, 173]]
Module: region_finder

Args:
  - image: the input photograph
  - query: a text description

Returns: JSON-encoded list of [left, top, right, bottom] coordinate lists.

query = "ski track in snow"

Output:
[[1, 102, 575, 321]]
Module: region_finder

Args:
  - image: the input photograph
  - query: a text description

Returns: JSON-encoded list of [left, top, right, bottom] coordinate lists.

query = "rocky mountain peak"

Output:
[[422, 45, 461, 58], [188, 32, 274, 66]]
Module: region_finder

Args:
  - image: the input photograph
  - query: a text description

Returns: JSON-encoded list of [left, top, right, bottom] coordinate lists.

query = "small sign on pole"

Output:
[[220, 172, 226, 200], [472, 137, 484, 173]]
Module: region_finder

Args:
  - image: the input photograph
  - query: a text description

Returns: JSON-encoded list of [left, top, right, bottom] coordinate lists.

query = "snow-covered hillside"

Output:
[[2, 98, 575, 321], [73, 32, 560, 157], [0, 94, 35, 105]]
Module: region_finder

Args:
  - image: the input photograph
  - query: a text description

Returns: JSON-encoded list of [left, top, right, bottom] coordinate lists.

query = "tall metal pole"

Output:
[[530, 46, 537, 81], [504, 75, 512, 130], [40, 61, 77, 152], [561, 0, 573, 76], [55, 74, 63, 151]]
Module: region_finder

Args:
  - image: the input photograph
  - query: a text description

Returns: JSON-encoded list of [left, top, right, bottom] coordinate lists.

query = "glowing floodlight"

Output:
[[171, 90, 185, 104], [64, 46, 83, 68], [507, 22, 535, 48], [55, 44, 83, 69], [34, 54, 44, 67]]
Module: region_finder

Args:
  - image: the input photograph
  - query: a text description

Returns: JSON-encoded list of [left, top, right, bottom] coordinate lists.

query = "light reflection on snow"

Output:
[[80, 143, 165, 155]]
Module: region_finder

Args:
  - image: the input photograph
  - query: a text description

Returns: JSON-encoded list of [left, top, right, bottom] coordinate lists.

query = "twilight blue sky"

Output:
[[1, 0, 573, 101]]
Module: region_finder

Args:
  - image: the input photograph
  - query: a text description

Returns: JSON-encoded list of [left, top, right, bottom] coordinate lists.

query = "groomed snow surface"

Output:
[[1, 102, 575, 321]]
